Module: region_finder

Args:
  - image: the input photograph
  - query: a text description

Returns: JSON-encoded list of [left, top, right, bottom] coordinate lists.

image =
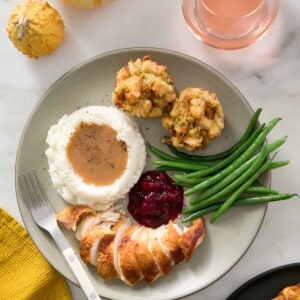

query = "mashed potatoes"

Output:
[[45, 106, 146, 210]]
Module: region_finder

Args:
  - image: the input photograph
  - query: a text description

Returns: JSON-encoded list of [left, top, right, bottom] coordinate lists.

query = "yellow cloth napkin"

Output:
[[0, 208, 72, 300]]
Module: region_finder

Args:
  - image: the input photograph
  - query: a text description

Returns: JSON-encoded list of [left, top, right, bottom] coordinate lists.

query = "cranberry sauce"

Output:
[[127, 170, 184, 228]]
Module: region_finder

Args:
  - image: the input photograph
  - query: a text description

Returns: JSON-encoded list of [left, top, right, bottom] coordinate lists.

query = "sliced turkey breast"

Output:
[[117, 225, 143, 286], [96, 234, 117, 280], [178, 218, 205, 261], [161, 221, 185, 264], [155, 225, 175, 265], [79, 226, 114, 265], [133, 227, 161, 283], [56, 205, 206, 286], [76, 209, 122, 240], [97, 215, 130, 280], [56, 205, 96, 231], [148, 228, 173, 276], [95, 210, 120, 224], [76, 214, 98, 240]]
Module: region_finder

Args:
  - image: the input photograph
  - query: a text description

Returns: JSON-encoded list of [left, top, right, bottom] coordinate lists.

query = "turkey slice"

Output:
[[97, 215, 130, 280], [133, 227, 161, 283], [76, 209, 121, 240], [161, 221, 185, 264], [156, 225, 174, 265], [56, 205, 96, 231], [179, 218, 205, 261], [79, 226, 114, 265], [117, 225, 143, 286], [148, 227, 173, 276], [96, 234, 117, 280]]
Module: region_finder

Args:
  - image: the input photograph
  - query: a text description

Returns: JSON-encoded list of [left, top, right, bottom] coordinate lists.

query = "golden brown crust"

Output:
[[161, 222, 185, 265], [161, 87, 224, 152], [80, 226, 113, 264], [96, 215, 128, 280], [56, 206, 207, 286], [134, 228, 161, 283], [56, 205, 96, 231], [273, 284, 300, 300], [112, 56, 176, 118], [178, 218, 205, 261], [97, 233, 118, 280], [148, 229, 173, 276], [118, 225, 143, 285]]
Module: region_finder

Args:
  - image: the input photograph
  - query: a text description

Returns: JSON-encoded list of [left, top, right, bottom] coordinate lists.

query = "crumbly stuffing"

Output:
[[161, 87, 224, 152], [112, 55, 176, 118]]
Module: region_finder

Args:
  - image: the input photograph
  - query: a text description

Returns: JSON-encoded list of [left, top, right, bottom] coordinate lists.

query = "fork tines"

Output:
[[19, 169, 50, 210]]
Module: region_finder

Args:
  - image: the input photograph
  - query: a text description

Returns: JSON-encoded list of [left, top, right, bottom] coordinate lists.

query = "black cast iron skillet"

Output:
[[226, 263, 300, 300]]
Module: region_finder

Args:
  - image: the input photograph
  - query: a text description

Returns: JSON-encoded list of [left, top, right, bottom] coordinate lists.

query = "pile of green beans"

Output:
[[149, 108, 298, 223]]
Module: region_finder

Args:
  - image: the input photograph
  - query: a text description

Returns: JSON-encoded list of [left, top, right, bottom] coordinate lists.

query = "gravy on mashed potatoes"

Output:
[[67, 123, 128, 186], [45, 106, 146, 210]]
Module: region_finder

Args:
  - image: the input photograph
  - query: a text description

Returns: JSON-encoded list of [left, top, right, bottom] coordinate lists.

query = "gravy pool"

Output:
[[66, 122, 128, 186]]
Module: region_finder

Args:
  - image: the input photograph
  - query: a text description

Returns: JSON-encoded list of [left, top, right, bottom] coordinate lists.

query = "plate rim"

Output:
[[226, 262, 300, 300], [14, 46, 268, 300]]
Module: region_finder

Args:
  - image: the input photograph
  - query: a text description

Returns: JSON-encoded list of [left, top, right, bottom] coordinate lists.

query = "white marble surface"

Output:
[[1, 0, 300, 299]]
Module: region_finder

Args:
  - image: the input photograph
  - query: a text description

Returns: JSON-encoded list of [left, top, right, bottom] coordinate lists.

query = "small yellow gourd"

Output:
[[63, 0, 112, 9], [7, 0, 65, 59]]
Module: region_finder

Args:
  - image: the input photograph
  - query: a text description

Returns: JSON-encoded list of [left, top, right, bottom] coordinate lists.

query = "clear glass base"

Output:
[[182, 0, 280, 50]]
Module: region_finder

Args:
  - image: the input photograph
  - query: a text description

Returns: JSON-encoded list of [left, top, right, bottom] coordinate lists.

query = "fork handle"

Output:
[[62, 247, 101, 300]]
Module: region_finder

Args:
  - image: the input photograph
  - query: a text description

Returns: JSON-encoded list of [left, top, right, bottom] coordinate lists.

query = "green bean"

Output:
[[268, 160, 290, 170], [183, 144, 269, 214], [246, 186, 280, 195], [168, 108, 263, 162], [184, 118, 281, 179], [148, 143, 180, 161], [173, 174, 208, 184], [149, 143, 219, 167], [152, 160, 210, 171], [188, 152, 259, 203], [184, 158, 289, 214], [210, 155, 276, 223], [186, 136, 287, 198], [155, 166, 187, 172], [174, 181, 194, 187], [183, 123, 265, 179], [176, 136, 286, 186], [183, 193, 298, 222]]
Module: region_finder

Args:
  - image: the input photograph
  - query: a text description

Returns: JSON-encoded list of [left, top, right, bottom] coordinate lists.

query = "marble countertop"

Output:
[[1, 0, 300, 299]]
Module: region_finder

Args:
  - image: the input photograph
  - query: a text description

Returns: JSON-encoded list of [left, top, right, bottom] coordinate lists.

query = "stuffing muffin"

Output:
[[161, 87, 224, 152], [273, 284, 300, 300], [112, 56, 176, 118]]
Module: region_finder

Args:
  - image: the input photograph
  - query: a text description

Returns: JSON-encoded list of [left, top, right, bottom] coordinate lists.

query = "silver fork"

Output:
[[18, 169, 101, 300]]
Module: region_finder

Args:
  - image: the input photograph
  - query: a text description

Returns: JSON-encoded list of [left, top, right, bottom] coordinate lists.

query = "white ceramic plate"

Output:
[[15, 48, 268, 300]]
